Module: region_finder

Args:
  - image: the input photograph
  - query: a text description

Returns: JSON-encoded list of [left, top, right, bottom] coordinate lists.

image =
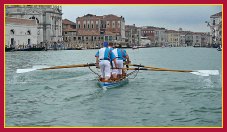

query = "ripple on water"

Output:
[[190, 106, 222, 113]]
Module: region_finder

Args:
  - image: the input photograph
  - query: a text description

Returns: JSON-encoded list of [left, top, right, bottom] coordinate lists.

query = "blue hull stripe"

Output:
[[98, 78, 129, 89]]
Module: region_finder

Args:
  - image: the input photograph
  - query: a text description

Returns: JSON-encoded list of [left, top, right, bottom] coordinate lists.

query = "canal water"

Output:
[[5, 47, 222, 127]]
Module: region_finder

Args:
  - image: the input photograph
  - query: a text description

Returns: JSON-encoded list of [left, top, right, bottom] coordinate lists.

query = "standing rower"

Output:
[[119, 44, 131, 76], [95, 42, 118, 81], [111, 43, 126, 79]]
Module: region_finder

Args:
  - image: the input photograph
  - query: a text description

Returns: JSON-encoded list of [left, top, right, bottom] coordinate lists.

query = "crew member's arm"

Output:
[[125, 55, 131, 64], [113, 58, 118, 69], [96, 57, 99, 68], [110, 51, 118, 69], [123, 50, 131, 64], [95, 51, 99, 68]]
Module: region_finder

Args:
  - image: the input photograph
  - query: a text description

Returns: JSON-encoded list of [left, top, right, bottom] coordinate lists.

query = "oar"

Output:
[[122, 67, 219, 77], [129, 64, 170, 70], [16, 63, 96, 73]]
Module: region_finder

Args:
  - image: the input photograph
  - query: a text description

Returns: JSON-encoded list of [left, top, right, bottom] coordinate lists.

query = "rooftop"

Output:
[[210, 12, 222, 18]]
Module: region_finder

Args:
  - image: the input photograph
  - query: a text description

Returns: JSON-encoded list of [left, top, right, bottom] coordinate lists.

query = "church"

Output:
[[5, 5, 63, 49]]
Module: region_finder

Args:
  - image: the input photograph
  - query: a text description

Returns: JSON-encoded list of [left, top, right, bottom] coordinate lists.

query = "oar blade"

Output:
[[16, 68, 38, 73], [190, 70, 219, 76], [16, 65, 49, 73]]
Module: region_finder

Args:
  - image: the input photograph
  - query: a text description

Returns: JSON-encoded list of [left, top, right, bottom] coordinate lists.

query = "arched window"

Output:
[[36, 18, 39, 23], [29, 16, 35, 19], [213, 19, 216, 25], [27, 30, 31, 35], [10, 29, 15, 35], [29, 16, 39, 24]]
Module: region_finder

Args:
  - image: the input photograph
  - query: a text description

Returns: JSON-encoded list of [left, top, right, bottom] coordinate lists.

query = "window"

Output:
[[36, 18, 39, 23], [118, 21, 120, 28], [27, 30, 31, 35], [10, 29, 15, 35], [213, 19, 216, 25], [112, 21, 115, 28]]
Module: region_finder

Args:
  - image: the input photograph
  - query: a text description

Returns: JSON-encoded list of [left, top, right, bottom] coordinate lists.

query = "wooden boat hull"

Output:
[[98, 77, 129, 89]]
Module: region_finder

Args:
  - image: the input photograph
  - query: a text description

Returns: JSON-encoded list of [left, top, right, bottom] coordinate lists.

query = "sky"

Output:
[[62, 5, 222, 32]]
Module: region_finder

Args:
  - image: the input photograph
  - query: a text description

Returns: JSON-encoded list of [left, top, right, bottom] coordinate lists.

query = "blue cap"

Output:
[[103, 41, 108, 47]]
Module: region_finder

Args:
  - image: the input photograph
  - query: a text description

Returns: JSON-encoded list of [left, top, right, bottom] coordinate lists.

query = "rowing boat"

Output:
[[98, 76, 129, 89]]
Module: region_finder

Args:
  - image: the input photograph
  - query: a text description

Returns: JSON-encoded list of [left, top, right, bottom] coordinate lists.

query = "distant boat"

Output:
[[217, 45, 222, 51], [132, 46, 138, 49], [193, 44, 200, 47], [66, 47, 83, 50], [5, 47, 15, 52], [15, 47, 46, 51]]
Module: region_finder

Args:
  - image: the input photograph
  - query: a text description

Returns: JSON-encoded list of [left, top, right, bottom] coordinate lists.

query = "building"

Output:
[[208, 12, 222, 47], [6, 5, 63, 47], [185, 32, 193, 46], [179, 31, 188, 47], [125, 24, 141, 47], [201, 33, 211, 47], [154, 27, 168, 47], [166, 30, 179, 47], [74, 14, 125, 49], [192, 32, 210, 47], [5, 17, 38, 49], [140, 37, 151, 47], [62, 19, 77, 49], [141, 26, 155, 46]]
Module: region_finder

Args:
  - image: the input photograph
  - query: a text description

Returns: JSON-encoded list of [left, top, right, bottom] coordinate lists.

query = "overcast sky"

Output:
[[62, 5, 222, 32]]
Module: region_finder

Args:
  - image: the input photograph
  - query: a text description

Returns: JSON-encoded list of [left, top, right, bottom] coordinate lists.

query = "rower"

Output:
[[111, 43, 127, 79], [108, 42, 114, 79], [121, 44, 131, 76], [95, 42, 118, 82]]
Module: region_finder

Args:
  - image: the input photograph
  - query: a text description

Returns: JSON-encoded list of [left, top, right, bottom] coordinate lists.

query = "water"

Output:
[[5, 47, 222, 127]]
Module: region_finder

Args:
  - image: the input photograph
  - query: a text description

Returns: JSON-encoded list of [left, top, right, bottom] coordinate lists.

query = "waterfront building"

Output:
[[6, 5, 63, 47], [154, 27, 168, 47], [166, 30, 180, 47], [192, 32, 211, 47], [75, 14, 125, 49], [208, 12, 222, 47], [141, 26, 155, 46], [179, 31, 188, 47], [62, 19, 77, 49], [185, 32, 193, 46], [5, 17, 38, 49], [140, 37, 152, 47], [201, 33, 211, 47], [125, 24, 141, 47]]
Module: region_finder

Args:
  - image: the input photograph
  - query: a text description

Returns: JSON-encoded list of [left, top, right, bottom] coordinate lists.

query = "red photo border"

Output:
[[1, 0, 225, 131]]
